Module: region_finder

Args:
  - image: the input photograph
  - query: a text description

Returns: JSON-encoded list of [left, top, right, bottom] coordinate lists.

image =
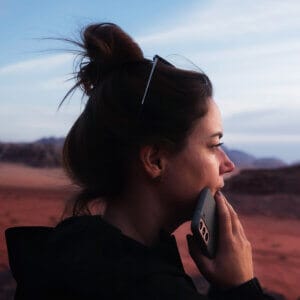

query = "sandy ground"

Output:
[[0, 162, 70, 189], [0, 163, 299, 299]]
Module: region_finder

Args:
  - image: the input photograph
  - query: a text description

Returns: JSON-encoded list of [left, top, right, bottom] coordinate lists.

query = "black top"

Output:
[[5, 215, 274, 300]]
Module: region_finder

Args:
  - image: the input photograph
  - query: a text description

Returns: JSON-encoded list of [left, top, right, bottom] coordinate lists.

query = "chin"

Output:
[[211, 185, 224, 196], [212, 182, 224, 195]]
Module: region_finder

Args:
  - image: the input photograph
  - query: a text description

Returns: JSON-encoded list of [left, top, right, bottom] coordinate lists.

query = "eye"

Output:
[[211, 142, 224, 148]]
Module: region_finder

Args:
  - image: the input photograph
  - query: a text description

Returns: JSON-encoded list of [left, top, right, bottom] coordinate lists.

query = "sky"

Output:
[[1, 0, 300, 164]]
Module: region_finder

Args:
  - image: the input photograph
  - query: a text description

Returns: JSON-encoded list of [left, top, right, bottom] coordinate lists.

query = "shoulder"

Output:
[[46, 215, 124, 268], [52, 214, 118, 237]]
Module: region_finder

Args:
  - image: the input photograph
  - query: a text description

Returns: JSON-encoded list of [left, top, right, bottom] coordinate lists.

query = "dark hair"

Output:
[[61, 23, 213, 216]]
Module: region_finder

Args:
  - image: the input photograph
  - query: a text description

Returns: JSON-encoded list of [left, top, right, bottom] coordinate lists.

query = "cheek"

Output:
[[191, 151, 222, 187], [204, 159, 220, 181], [165, 151, 208, 195], [202, 154, 225, 191]]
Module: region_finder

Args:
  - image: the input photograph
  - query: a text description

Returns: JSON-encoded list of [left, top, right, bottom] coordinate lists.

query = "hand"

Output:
[[186, 191, 254, 290]]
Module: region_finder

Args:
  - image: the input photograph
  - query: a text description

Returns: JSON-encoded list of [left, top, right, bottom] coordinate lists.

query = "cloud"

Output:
[[216, 83, 300, 117], [133, 0, 300, 126], [0, 54, 76, 104], [225, 134, 300, 145], [0, 104, 80, 142], [137, 0, 300, 47], [223, 108, 300, 135], [0, 53, 73, 75], [188, 39, 300, 64]]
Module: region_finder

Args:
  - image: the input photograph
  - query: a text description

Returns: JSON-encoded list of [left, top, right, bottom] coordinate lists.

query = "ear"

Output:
[[139, 145, 168, 179]]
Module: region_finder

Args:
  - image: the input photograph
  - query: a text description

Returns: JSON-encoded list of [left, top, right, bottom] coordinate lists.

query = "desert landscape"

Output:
[[0, 162, 299, 300]]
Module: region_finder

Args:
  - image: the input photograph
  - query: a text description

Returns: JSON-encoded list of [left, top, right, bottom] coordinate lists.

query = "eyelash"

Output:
[[212, 142, 224, 148]]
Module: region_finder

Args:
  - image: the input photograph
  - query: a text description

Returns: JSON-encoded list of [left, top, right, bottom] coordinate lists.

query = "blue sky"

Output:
[[1, 0, 300, 163]]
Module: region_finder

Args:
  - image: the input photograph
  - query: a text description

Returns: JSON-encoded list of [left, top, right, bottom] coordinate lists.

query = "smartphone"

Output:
[[190, 187, 218, 258]]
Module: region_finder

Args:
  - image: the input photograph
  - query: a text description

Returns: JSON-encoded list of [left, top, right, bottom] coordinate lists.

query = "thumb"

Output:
[[186, 234, 213, 276]]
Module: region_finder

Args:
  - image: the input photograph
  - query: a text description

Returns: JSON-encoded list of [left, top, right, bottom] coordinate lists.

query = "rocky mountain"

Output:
[[35, 137, 65, 147], [223, 146, 286, 169]]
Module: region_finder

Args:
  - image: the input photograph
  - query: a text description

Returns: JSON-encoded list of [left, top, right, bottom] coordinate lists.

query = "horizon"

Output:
[[0, 135, 297, 166], [1, 0, 300, 164]]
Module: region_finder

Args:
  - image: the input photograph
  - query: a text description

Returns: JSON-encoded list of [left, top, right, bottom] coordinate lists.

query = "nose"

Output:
[[219, 149, 235, 174]]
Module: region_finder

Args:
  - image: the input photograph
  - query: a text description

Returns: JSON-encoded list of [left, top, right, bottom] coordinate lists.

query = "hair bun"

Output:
[[75, 23, 143, 94], [84, 23, 143, 65]]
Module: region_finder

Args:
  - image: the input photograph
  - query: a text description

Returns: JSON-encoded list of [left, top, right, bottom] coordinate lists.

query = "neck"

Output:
[[102, 187, 169, 247]]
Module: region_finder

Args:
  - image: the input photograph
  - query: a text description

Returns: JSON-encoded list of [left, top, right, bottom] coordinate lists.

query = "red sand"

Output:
[[0, 163, 299, 299]]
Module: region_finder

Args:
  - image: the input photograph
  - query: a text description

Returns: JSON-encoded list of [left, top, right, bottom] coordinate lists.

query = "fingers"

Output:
[[216, 192, 247, 238], [221, 192, 248, 240], [224, 198, 240, 235], [236, 217, 247, 240]]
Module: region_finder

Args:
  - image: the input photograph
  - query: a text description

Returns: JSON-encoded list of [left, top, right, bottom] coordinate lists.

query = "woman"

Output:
[[6, 23, 274, 299]]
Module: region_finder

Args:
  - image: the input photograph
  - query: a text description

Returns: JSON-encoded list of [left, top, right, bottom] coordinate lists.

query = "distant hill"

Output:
[[0, 137, 289, 169], [224, 163, 300, 195], [0, 137, 64, 167], [35, 137, 65, 147], [223, 164, 300, 219], [223, 146, 286, 169]]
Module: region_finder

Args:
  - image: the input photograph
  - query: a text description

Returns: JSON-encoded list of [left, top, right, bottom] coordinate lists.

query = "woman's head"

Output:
[[61, 23, 226, 215], [153, 99, 235, 223]]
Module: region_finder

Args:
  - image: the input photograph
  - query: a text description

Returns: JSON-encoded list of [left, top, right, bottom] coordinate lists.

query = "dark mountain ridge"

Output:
[[224, 163, 300, 195], [0, 137, 63, 167], [223, 164, 300, 219]]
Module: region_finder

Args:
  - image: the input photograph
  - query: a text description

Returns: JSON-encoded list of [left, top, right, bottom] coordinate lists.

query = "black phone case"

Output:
[[191, 188, 218, 258]]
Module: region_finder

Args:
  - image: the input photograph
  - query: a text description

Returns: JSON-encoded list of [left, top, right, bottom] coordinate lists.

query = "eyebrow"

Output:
[[210, 131, 223, 138]]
